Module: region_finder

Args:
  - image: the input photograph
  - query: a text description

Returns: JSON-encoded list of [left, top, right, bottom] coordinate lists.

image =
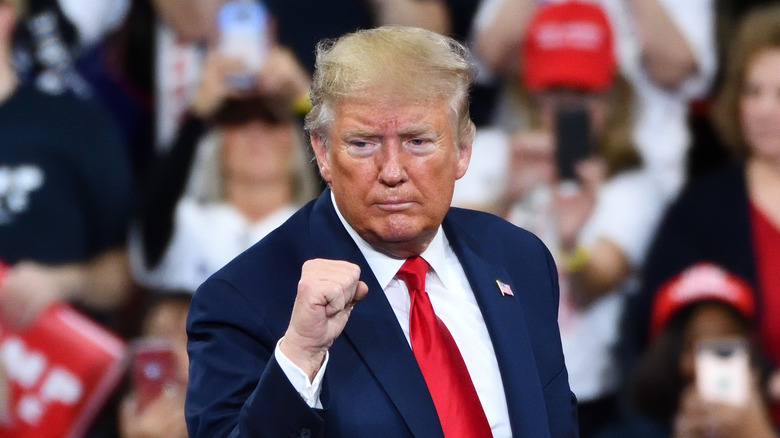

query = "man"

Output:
[[186, 26, 578, 437], [0, 0, 132, 433], [0, 0, 132, 326]]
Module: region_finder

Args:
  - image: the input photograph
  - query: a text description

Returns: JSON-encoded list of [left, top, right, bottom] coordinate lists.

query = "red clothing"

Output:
[[752, 202, 780, 363], [750, 202, 780, 424]]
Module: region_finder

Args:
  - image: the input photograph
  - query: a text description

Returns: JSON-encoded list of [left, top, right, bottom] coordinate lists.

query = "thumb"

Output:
[[353, 281, 369, 303]]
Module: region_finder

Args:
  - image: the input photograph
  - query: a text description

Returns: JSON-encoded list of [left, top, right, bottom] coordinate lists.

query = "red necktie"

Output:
[[396, 256, 493, 438]]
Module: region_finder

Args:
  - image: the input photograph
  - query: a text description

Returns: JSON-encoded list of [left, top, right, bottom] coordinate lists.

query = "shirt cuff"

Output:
[[274, 338, 327, 409]]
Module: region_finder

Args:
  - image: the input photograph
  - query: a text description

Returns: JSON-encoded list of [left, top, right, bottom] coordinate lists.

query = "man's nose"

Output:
[[377, 141, 407, 186]]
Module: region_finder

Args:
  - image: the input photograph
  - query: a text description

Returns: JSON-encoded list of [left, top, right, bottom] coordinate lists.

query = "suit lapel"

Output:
[[443, 216, 552, 438], [309, 191, 444, 438]]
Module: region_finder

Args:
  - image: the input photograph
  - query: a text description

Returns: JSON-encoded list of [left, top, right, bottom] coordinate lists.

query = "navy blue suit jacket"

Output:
[[185, 190, 578, 437]]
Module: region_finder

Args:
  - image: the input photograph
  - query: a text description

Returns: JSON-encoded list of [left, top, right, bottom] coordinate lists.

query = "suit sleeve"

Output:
[[185, 277, 326, 438]]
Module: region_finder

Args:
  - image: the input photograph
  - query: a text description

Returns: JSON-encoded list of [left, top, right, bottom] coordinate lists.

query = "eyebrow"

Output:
[[342, 129, 382, 139], [398, 125, 435, 137]]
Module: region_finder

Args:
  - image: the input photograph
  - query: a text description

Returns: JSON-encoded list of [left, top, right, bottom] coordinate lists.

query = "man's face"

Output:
[[311, 96, 471, 258]]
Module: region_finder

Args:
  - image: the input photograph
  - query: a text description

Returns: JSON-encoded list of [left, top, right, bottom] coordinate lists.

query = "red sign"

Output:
[[0, 304, 127, 438]]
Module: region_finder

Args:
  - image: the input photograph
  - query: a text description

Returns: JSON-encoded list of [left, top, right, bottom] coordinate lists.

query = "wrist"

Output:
[[279, 334, 327, 380], [53, 264, 86, 303], [290, 92, 311, 115], [559, 245, 590, 273], [189, 99, 217, 120]]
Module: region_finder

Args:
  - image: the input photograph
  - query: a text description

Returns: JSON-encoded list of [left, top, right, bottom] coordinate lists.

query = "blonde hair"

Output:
[[596, 75, 641, 177], [305, 26, 477, 147], [714, 5, 780, 158], [188, 121, 318, 206]]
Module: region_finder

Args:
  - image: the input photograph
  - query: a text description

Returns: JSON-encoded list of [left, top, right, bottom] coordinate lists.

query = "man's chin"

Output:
[[363, 224, 437, 258]]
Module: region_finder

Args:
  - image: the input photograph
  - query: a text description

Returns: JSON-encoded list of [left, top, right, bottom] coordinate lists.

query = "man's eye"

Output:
[[346, 140, 379, 157], [406, 138, 435, 153]]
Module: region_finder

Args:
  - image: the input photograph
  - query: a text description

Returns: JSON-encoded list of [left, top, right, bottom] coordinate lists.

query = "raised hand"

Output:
[[280, 259, 369, 380], [0, 261, 68, 328]]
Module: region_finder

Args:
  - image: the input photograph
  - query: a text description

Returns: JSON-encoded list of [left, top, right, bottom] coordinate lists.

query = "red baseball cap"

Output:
[[649, 263, 755, 341], [521, 1, 616, 92]]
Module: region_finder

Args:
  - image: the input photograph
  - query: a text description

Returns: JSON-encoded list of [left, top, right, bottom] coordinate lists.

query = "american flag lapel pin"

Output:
[[496, 280, 514, 297]]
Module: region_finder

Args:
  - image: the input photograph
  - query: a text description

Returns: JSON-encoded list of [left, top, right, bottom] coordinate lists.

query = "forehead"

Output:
[[685, 303, 743, 341], [331, 95, 454, 132], [746, 49, 780, 80]]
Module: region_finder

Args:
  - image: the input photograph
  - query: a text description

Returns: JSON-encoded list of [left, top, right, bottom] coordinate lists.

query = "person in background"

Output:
[[457, 3, 664, 436], [0, 1, 133, 436], [625, 263, 776, 437], [472, 0, 716, 200], [129, 46, 317, 293], [621, 3, 780, 427], [0, 0, 133, 329], [12, 0, 130, 97], [119, 290, 191, 438], [186, 26, 577, 437]]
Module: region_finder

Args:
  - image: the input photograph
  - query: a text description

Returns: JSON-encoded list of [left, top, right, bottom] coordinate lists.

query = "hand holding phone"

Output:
[[218, 0, 271, 91], [131, 339, 180, 413], [554, 105, 592, 183], [695, 338, 750, 406]]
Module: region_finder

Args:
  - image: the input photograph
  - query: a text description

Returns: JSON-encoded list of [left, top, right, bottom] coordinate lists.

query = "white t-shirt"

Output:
[[130, 199, 297, 292], [558, 170, 665, 401]]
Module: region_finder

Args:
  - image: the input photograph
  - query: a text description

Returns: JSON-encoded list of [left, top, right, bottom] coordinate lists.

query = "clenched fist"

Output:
[[280, 259, 369, 379]]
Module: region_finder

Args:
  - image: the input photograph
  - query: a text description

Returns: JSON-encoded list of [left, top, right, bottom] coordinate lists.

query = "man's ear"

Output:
[[310, 135, 332, 184], [455, 139, 472, 180]]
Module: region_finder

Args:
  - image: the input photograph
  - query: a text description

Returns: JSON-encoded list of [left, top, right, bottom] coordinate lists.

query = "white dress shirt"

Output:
[[276, 194, 513, 437]]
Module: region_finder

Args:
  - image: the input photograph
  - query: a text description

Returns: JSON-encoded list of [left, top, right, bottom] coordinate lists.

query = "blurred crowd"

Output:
[[0, 0, 779, 437]]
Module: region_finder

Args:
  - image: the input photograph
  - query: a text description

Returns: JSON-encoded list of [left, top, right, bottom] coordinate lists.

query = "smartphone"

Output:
[[131, 339, 179, 412], [695, 338, 750, 406], [554, 105, 592, 182], [218, 0, 271, 90]]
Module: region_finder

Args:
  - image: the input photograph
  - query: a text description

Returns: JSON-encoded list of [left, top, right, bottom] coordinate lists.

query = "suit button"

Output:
[[300, 428, 311, 438]]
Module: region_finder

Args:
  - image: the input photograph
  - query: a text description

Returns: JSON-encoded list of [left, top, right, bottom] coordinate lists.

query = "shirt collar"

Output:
[[330, 191, 450, 289]]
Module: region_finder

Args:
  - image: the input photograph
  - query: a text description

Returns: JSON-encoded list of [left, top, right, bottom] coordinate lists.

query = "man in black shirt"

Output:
[[0, 0, 133, 328]]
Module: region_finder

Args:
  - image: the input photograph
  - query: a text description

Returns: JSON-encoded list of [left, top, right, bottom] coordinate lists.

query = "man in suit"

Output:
[[185, 26, 578, 438]]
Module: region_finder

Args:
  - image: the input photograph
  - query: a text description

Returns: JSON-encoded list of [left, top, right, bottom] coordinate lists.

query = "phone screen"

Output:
[[218, 0, 270, 90], [695, 338, 750, 406], [131, 339, 179, 412], [554, 106, 591, 182]]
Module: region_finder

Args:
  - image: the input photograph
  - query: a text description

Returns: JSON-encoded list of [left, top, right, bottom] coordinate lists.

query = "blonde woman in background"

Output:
[[129, 46, 318, 293], [623, 5, 780, 430]]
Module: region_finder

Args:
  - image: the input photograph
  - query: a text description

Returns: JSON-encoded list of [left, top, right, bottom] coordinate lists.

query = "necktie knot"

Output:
[[397, 256, 429, 293]]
